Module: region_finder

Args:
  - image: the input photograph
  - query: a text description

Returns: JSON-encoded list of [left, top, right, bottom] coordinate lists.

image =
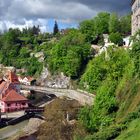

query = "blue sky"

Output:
[[0, 0, 131, 32], [47, 19, 78, 32]]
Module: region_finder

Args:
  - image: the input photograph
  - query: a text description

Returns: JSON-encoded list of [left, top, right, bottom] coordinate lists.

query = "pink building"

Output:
[[0, 71, 28, 113], [0, 89, 28, 112]]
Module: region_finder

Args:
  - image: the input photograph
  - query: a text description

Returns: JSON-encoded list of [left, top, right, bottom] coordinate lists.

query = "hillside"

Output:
[[76, 31, 140, 139], [0, 12, 137, 140]]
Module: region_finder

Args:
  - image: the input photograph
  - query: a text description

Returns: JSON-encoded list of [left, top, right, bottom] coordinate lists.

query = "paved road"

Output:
[[1, 111, 25, 119], [21, 85, 95, 105]]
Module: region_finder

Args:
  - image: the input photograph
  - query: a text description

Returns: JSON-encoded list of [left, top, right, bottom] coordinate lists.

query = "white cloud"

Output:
[[0, 0, 130, 32], [0, 19, 49, 32]]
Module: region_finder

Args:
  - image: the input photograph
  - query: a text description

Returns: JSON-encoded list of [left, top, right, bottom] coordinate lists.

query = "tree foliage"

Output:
[[79, 47, 131, 132], [49, 29, 90, 78], [94, 12, 110, 35], [109, 13, 120, 33], [53, 20, 59, 35], [79, 12, 131, 44], [109, 32, 123, 46]]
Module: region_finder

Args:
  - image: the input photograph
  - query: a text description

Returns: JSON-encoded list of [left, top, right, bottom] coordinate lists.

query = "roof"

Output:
[[18, 76, 35, 82], [8, 71, 19, 84], [2, 89, 28, 102]]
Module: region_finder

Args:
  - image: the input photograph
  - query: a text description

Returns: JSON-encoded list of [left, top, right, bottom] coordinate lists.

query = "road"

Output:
[[21, 85, 95, 105]]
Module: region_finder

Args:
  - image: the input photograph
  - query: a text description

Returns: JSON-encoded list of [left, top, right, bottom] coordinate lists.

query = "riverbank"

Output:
[[6, 97, 84, 140], [0, 120, 29, 140]]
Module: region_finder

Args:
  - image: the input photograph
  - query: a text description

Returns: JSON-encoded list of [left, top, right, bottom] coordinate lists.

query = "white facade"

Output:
[[18, 77, 31, 85]]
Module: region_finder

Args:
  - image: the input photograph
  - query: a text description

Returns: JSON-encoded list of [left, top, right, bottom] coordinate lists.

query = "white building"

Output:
[[18, 76, 35, 86]]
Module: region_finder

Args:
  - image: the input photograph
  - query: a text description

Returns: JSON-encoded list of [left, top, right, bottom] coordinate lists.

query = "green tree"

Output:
[[80, 54, 107, 92], [49, 29, 90, 77], [120, 14, 131, 36], [79, 47, 131, 132], [79, 19, 95, 42], [131, 39, 140, 77], [94, 12, 110, 35], [109, 32, 123, 46], [109, 13, 120, 33], [53, 20, 59, 35]]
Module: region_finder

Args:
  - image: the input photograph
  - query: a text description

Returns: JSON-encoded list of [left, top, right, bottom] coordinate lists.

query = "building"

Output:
[[18, 76, 36, 86], [132, 0, 140, 35], [0, 89, 28, 112], [0, 71, 28, 113]]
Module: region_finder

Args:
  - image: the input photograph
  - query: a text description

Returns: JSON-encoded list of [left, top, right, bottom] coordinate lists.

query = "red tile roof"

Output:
[[2, 89, 28, 102]]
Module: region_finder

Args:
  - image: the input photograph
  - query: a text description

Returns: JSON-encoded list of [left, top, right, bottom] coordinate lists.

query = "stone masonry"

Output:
[[132, 0, 140, 35]]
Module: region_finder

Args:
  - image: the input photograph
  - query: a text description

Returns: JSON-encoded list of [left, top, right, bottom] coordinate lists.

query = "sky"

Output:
[[0, 0, 131, 33]]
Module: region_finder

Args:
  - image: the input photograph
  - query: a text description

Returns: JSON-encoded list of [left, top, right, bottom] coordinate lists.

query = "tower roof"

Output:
[[8, 71, 19, 84]]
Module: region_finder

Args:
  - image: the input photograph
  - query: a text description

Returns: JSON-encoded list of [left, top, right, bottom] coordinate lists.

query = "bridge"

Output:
[[20, 85, 95, 105]]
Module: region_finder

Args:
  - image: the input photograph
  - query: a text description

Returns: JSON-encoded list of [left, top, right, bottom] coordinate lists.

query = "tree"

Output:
[[120, 15, 131, 36], [53, 20, 59, 35], [79, 47, 131, 132], [49, 29, 90, 77], [131, 38, 140, 77], [109, 32, 123, 46], [94, 12, 110, 35], [32, 25, 40, 35], [79, 19, 95, 43], [109, 13, 120, 33], [79, 12, 110, 43]]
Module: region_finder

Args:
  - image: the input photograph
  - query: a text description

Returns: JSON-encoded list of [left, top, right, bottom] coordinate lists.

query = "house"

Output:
[[0, 71, 28, 113], [123, 36, 133, 49], [0, 89, 28, 112], [18, 75, 36, 97], [132, 0, 140, 35], [18, 76, 36, 86]]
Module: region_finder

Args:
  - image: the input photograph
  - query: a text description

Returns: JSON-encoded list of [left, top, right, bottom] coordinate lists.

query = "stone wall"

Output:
[[132, 0, 140, 35]]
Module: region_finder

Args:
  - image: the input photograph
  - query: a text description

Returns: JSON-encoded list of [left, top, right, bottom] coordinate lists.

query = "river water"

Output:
[[0, 120, 29, 140]]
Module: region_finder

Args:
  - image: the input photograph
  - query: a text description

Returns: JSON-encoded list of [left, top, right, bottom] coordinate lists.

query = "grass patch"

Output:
[[117, 119, 140, 140]]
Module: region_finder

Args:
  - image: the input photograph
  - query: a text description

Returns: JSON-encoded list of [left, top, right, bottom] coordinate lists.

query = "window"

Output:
[[22, 103, 26, 106], [7, 104, 11, 107]]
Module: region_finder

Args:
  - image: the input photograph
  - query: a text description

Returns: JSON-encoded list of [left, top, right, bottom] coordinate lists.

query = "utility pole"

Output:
[[66, 111, 69, 122]]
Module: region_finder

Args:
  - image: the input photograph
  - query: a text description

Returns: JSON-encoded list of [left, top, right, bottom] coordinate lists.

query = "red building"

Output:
[[0, 71, 28, 113]]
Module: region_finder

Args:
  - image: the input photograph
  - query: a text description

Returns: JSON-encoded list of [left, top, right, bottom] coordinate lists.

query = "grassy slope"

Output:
[[116, 78, 140, 122], [115, 78, 140, 139], [117, 119, 140, 140]]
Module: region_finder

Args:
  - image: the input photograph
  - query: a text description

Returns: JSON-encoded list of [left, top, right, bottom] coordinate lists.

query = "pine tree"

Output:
[[53, 20, 59, 35]]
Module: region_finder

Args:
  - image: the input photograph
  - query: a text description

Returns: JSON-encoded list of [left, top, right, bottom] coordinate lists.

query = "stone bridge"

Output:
[[20, 85, 95, 105]]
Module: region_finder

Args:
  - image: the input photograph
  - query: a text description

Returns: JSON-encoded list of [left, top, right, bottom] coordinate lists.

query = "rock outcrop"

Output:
[[37, 67, 71, 89]]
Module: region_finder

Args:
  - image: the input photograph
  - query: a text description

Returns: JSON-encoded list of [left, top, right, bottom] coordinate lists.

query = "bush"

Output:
[[109, 32, 123, 46]]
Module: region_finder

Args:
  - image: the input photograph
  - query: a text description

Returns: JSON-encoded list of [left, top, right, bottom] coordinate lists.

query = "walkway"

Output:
[[20, 85, 95, 105]]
